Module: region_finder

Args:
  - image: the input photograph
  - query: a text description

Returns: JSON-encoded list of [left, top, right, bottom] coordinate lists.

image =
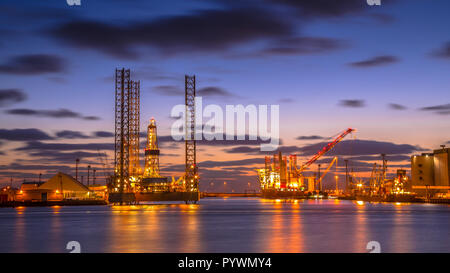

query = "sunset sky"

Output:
[[0, 0, 449, 191]]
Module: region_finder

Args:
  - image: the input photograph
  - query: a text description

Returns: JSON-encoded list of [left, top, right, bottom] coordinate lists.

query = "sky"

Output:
[[0, 0, 449, 191]]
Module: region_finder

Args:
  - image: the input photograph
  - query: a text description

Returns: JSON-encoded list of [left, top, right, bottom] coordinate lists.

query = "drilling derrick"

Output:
[[144, 118, 161, 178], [140, 118, 169, 192], [114, 68, 131, 193], [264, 156, 271, 189], [129, 80, 141, 177], [114, 68, 140, 194], [185, 75, 199, 193]]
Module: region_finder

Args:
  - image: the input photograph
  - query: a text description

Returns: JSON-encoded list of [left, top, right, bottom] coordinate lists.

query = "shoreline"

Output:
[[2, 195, 450, 207]]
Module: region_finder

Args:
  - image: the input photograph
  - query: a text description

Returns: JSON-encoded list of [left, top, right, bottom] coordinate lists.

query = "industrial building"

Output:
[[411, 147, 450, 197], [15, 172, 94, 202]]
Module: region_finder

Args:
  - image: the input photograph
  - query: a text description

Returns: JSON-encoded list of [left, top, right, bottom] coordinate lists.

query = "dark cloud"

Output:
[[134, 67, 181, 82], [0, 54, 65, 75], [5, 108, 100, 120], [431, 42, 450, 59], [419, 103, 450, 115], [345, 154, 411, 162], [348, 55, 399, 68], [102, 66, 182, 83], [93, 131, 114, 138], [297, 135, 325, 140], [198, 86, 235, 97], [225, 145, 299, 155], [339, 99, 365, 108], [147, 132, 282, 148], [299, 139, 423, 156], [47, 8, 293, 59], [152, 85, 236, 98], [160, 163, 185, 173], [29, 151, 101, 164], [55, 130, 90, 139], [0, 4, 76, 22], [15, 141, 114, 151], [83, 116, 101, 121], [0, 89, 27, 107], [199, 168, 250, 180], [199, 158, 263, 168], [270, 0, 367, 18], [224, 139, 423, 158], [0, 163, 72, 172], [389, 103, 407, 110], [0, 128, 53, 141], [260, 36, 346, 56]]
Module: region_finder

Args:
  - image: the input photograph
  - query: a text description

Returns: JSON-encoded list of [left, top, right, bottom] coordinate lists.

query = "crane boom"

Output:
[[318, 156, 338, 183], [298, 128, 355, 173]]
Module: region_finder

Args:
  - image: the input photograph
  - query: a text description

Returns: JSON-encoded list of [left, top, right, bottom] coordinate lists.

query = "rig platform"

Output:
[[108, 192, 200, 204]]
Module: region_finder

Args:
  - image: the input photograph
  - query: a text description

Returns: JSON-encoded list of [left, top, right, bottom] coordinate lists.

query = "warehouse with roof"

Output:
[[16, 172, 92, 202]]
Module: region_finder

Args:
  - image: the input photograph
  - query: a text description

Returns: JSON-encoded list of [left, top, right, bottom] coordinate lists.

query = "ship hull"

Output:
[[261, 189, 327, 199], [356, 194, 417, 203]]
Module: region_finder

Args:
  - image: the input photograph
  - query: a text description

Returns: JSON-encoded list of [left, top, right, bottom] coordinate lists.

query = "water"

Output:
[[0, 198, 449, 253]]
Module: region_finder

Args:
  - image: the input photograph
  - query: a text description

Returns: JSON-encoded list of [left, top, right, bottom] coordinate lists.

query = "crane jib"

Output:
[[298, 128, 355, 174]]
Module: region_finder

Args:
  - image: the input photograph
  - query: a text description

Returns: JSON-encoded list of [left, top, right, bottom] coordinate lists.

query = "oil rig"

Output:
[[141, 118, 170, 191], [109, 69, 199, 204], [256, 128, 355, 198]]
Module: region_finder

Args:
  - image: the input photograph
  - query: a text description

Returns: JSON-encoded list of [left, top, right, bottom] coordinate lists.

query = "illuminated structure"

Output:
[[129, 80, 141, 177], [257, 128, 355, 194], [258, 152, 300, 190], [185, 75, 199, 193], [411, 147, 450, 197], [114, 68, 140, 193], [392, 169, 409, 194], [144, 118, 161, 177], [296, 128, 355, 174], [142, 118, 169, 192], [109, 72, 200, 203]]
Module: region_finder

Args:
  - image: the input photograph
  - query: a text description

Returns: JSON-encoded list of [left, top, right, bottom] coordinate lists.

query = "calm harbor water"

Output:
[[0, 198, 449, 253]]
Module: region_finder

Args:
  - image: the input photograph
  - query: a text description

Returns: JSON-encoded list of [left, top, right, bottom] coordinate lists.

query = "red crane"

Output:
[[297, 128, 355, 174]]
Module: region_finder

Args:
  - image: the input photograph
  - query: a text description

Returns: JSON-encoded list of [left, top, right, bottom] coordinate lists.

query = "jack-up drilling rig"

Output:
[[110, 68, 140, 203], [109, 69, 200, 204]]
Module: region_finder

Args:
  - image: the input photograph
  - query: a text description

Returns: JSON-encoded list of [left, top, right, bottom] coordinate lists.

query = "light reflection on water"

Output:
[[0, 198, 449, 253]]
